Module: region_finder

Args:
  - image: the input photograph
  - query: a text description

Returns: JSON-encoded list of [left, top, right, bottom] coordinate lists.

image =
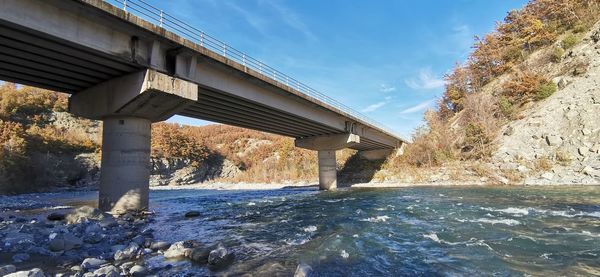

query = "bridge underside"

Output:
[[0, 0, 404, 213]]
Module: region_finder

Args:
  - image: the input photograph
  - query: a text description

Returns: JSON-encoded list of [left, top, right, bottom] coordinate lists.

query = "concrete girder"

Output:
[[295, 133, 361, 151], [69, 69, 198, 122]]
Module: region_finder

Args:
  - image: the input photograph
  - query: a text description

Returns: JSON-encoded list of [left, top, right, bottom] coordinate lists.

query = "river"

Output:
[[1, 185, 599, 276]]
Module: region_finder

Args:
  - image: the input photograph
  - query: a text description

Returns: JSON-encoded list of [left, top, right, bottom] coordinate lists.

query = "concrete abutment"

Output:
[[318, 150, 337, 190]]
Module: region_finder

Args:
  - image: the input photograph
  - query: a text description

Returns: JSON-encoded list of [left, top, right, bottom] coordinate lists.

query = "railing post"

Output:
[[286, 76, 289, 86], [259, 62, 263, 75], [223, 45, 227, 57], [123, 0, 127, 12], [200, 32, 204, 47], [159, 10, 163, 27], [242, 54, 246, 68]]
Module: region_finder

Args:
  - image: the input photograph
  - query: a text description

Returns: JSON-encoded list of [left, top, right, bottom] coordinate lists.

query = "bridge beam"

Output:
[[69, 69, 197, 213], [295, 133, 360, 190]]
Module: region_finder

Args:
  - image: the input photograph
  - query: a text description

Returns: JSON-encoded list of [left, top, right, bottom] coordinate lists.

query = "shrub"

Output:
[[550, 46, 564, 63], [561, 34, 578, 49], [535, 81, 557, 100], [534, 157, 553, 172], [498, 96, 515, 118], [554, 149, 572, 166]]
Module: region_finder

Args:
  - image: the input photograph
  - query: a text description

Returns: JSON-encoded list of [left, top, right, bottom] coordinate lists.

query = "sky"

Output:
[[149, 0, 529, 139]]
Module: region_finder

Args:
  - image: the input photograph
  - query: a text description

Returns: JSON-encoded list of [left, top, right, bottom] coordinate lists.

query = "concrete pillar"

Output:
[[318, 150, 337, 190], [99, 116, 151, 213]]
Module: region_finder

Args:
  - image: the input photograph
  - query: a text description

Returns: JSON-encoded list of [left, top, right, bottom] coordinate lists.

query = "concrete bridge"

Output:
[[0, 0, 406, 213]]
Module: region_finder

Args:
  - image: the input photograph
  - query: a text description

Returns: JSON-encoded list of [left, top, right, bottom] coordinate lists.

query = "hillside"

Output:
[[0, 84, 369, 193]]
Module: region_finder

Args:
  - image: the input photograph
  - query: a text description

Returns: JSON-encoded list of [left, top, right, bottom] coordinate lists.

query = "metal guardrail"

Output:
[[107, 0, 400, 138]]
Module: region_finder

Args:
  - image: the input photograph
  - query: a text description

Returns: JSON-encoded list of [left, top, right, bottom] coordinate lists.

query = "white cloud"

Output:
[[404, 68, 445, 90], [361, 101, 387, 113], [379, 84, 396, 93], [399, 99, 436, 114], [260, 1, 317, 42]]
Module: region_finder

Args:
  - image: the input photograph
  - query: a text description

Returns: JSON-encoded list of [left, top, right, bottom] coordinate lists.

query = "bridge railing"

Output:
[[106, 0, 401, 138]]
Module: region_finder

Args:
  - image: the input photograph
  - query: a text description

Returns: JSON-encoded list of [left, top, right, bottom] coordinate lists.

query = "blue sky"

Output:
[[153, 0, 528, 139]]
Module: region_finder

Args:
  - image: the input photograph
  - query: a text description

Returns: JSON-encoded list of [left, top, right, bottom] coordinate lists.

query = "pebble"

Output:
[[190, 247, 211, 263]]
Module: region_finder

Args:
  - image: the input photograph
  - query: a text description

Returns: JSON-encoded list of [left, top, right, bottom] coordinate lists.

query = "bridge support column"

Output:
[[99, 116, 151, 213], [69, 69, 198, 213], [318, 150, 337, 190]]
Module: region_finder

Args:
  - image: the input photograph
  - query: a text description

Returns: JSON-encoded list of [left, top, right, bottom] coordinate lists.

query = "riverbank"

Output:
[[1, 185, 599, 276]]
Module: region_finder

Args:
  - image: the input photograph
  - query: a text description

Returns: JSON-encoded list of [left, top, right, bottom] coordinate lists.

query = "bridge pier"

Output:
[[295, 133, 360, 190], [318, 150, 337, 190], [69, 70, 198, 213], [99, 116, 151, 213]]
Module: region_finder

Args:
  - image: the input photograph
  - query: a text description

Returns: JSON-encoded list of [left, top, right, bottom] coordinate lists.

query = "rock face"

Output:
[[493, 21, 600, 185], [150, 157, 241, 186]]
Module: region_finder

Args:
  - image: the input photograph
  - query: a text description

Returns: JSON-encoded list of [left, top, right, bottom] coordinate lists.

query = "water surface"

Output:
[[2, 186, 600, 276]]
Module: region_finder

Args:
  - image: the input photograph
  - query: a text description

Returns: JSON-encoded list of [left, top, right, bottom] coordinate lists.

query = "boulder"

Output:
[[0, 265, 16, 276], [185, 211, 201, 218], [546, 135, 562, 146], [294, 263, 313, 277], [4, 268, 44, 277], [93, 265, 119, 277], [46, 212, 66, 221], [149, 241, 171, 251], [81, 258, 107, 271], [541, 172, 554, 180], [163, 240, 200, 259], [114, 242, 140, 261], [207, 244, 234, 270], [190, 247, 211, 263], [129, 265, 148, 277], [66, 206, 104, 224], [578, 147, 589, 156]]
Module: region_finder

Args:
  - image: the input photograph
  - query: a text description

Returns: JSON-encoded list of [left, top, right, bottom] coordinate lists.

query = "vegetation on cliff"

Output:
[[396, 0, 600, 168]]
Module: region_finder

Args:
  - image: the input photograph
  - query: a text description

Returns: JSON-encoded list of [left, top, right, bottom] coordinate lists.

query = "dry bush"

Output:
[[533, 156, 553, 172], [554, 149, 572, 166]]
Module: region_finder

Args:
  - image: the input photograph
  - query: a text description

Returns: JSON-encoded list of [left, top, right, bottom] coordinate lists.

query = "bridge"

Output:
[[0, 0, 406, 213]]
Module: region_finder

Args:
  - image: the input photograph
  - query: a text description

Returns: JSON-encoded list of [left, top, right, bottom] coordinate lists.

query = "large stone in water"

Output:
[[163, 240, 199, 259], [294, 263, 313, 277], [207, 244, 234, 270], [93, 265, 119, 277], [0, 265, 16, 276], [185, 211, 201, 218], [129, 265, 147, 277]]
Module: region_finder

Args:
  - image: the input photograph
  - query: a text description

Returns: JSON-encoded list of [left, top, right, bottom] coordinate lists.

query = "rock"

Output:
[[4, 268, 44, 277], [131, 235, 145, 246], [92, 265, 119, 277], [70, 265, 81, 272], [83, 232, 103, 244], [66, 206, 103, 224], [294, 263, 313, 277], [503, 126, 514, 136], [541, 172, 554, 180], [0, 265, 16, 276], [48, 238, 65, 252], [190, 247, 211, 263], [150, 241, 170, 251], [81, 258, 107, 271], [591, 144, 600, 153], [583, 166, 600, 177], [4, 233, 34, 247], [163, 240, 199, 259], [129, 265, 147, 277], [546, 135, 562, 146], [578, 147, 589, 156], [12, 253, 30, 263], [581, 129, 592, 136], [47, 212, 66, 221], [517, 165, 529, 173], [114, 242, 140, 261], [207, 244, 234, 270], [185, 211, 201, 218], [111, 244, 126, 253]]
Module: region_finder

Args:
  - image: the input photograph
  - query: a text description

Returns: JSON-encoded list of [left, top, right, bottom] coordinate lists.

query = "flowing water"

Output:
[[2, 185, 600, 276]]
